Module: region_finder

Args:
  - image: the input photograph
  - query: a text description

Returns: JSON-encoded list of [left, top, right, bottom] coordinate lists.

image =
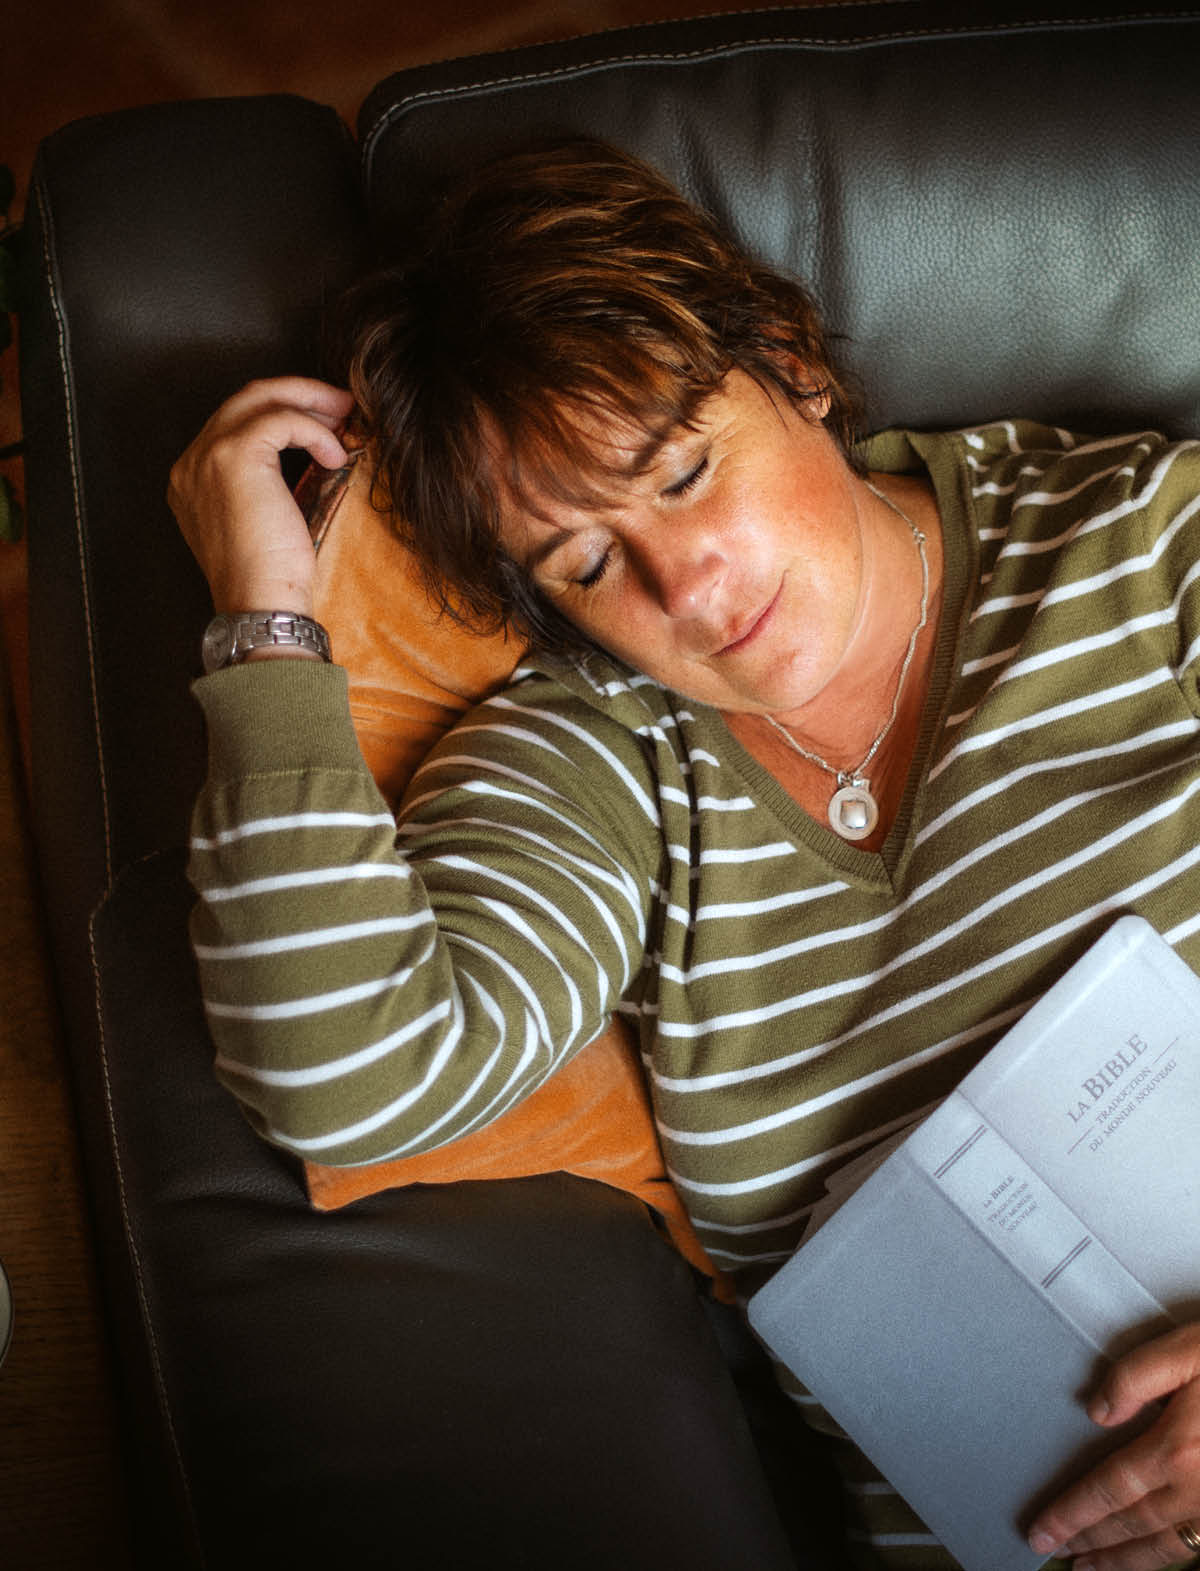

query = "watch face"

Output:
[[202, 617, 234, 672]]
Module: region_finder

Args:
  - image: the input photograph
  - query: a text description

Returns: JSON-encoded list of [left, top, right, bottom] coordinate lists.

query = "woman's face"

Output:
[[500, 371, 875, 726]]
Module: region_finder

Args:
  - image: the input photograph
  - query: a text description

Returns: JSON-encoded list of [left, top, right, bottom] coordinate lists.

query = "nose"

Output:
[[639, 531, 727, 619]]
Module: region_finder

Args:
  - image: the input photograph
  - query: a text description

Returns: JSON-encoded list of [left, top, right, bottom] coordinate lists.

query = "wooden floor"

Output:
[[0, 0, 831, 1561]]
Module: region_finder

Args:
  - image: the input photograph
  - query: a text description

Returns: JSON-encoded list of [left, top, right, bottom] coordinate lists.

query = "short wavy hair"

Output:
[[335, 137, 861, 654]]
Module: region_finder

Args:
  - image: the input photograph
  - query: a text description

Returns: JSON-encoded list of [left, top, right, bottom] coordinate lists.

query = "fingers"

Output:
[[1092, 1326, 1200, 1428], [226, 374, 354, 428], [212, 375, 355, 426], [1029, 1412, 1198, 1554], [1027, 1327, 1200, 1570], [1029, 1434, 1159, 1557], [1055, 1479, 1176, 1552], [177, 377, 355, 479], [1061, 1521, 1200, 1571], [168, 377, 356, 614]]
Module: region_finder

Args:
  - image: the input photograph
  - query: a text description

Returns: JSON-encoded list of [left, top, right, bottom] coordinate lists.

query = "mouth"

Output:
[[715, 582, 782, 657]]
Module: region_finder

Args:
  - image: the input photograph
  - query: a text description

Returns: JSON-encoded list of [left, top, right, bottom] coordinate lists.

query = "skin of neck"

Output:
[[763, 473, 937, 769], [720, 473, 944, 849]]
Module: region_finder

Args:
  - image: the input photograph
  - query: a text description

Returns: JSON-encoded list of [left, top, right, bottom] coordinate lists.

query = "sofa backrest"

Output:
[[25, 2, 1200, 930], [359, 2, 1200, 439]]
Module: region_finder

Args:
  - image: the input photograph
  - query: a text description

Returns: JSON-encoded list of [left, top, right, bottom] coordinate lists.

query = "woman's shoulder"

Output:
[[397, 654, 690, 877], [406, 651, 679, 801], [868, 420, 1198, 542], [956, 423, 1199, 542], [892, 418, 1200, 486], [509, 649, 682, 737]]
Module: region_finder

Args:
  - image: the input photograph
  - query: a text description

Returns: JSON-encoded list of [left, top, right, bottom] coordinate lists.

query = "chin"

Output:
[[747, 669, 826, 722]]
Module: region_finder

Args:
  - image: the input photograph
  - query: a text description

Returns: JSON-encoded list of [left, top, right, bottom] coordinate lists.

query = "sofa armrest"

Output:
[[90, 851, 808, 1569]]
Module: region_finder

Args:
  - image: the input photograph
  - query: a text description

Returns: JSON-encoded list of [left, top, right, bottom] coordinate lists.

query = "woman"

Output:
[[170, 140, 1200, 1571]]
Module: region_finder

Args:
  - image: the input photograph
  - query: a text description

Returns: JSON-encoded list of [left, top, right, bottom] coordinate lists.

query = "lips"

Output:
[[715, 582, 782, 657]]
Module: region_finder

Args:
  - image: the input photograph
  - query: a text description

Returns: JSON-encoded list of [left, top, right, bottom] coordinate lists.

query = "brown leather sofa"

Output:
[[20, 3, 1200, 1567]]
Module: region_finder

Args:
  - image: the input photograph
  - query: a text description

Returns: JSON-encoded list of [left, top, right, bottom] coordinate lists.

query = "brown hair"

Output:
[[336, 137, 860, 654]]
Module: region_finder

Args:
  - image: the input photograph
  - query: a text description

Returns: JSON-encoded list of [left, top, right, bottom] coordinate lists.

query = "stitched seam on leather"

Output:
[[35, 178, 114, 890], [368, 0, 945, 85], [88, 858, 206, 1565], [362, 10, 1199, 173]]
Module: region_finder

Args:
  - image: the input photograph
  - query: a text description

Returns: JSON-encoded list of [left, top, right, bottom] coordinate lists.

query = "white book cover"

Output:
[[747, 915, 1200, 1571]]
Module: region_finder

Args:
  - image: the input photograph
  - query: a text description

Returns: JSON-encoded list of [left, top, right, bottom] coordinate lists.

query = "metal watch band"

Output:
[[202, 611, 332, 673]]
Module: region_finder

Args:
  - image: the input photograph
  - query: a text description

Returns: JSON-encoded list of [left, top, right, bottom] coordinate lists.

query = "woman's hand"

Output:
[[168, 377, 355, 616], [1027, 1322, 1200, 1569]]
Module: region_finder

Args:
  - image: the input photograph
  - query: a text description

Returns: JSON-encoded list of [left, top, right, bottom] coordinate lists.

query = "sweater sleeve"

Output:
[[187, 659, 658, 1166]]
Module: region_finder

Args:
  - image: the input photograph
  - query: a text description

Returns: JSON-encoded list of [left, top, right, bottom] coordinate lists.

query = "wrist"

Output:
[[238, 644, 325, 662], [211, 586, 315, 620], [240, 644, 326, 663], [201, 610, 332, 672]]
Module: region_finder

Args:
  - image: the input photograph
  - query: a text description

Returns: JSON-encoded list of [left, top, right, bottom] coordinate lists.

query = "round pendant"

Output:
[[827, 781, 879, 842]]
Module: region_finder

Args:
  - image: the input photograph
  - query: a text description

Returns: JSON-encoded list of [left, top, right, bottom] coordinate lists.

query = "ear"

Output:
[[807, 385, 833, 421], [763, 345, 832, 422]]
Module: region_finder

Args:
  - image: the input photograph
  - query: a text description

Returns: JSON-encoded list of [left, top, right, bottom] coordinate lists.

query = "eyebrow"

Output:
[[514, 410, 711, 577], [524, 528, 581, 576]]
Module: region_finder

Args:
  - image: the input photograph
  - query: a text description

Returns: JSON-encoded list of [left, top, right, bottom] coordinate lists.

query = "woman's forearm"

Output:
[[187, 659, 649, 1166]]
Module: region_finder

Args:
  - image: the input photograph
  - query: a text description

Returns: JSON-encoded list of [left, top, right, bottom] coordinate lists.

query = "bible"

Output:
[[747, 915, 1200, 1571]]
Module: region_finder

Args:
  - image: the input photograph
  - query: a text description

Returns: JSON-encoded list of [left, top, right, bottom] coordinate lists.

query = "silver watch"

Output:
[[201, 611, 332, 673]]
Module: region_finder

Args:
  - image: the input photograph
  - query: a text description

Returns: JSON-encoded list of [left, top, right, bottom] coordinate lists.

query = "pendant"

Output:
[[827, 778, 879, 842]]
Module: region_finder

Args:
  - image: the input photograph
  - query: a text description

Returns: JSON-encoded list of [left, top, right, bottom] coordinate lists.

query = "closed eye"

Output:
[[662, 454, 709, 498], [575, 544, 614, 590]]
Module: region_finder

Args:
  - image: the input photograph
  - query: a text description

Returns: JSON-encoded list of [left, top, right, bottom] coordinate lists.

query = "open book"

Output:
[[747, 915, 1200, 1571]]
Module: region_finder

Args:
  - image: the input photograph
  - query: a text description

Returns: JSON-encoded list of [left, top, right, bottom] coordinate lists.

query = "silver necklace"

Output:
[[762, 482, 929, 843]]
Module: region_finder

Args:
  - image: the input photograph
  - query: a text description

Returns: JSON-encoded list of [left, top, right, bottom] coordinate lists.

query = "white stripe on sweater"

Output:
[[215, 995, 453, 1086], [194, 911, 430, 959], [488, 695, 661, 823], [201, 861, 417, 902], [928, 667, 1174, 784], [191, 808, 395, 849], [206, 931, 440, 1021], [665, 855, 1200, 1193], [655, 774, 1200, 1060]]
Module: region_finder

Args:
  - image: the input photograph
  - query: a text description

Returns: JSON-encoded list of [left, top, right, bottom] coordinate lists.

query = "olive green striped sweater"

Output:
[[189, 422, 1200, 1569]]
